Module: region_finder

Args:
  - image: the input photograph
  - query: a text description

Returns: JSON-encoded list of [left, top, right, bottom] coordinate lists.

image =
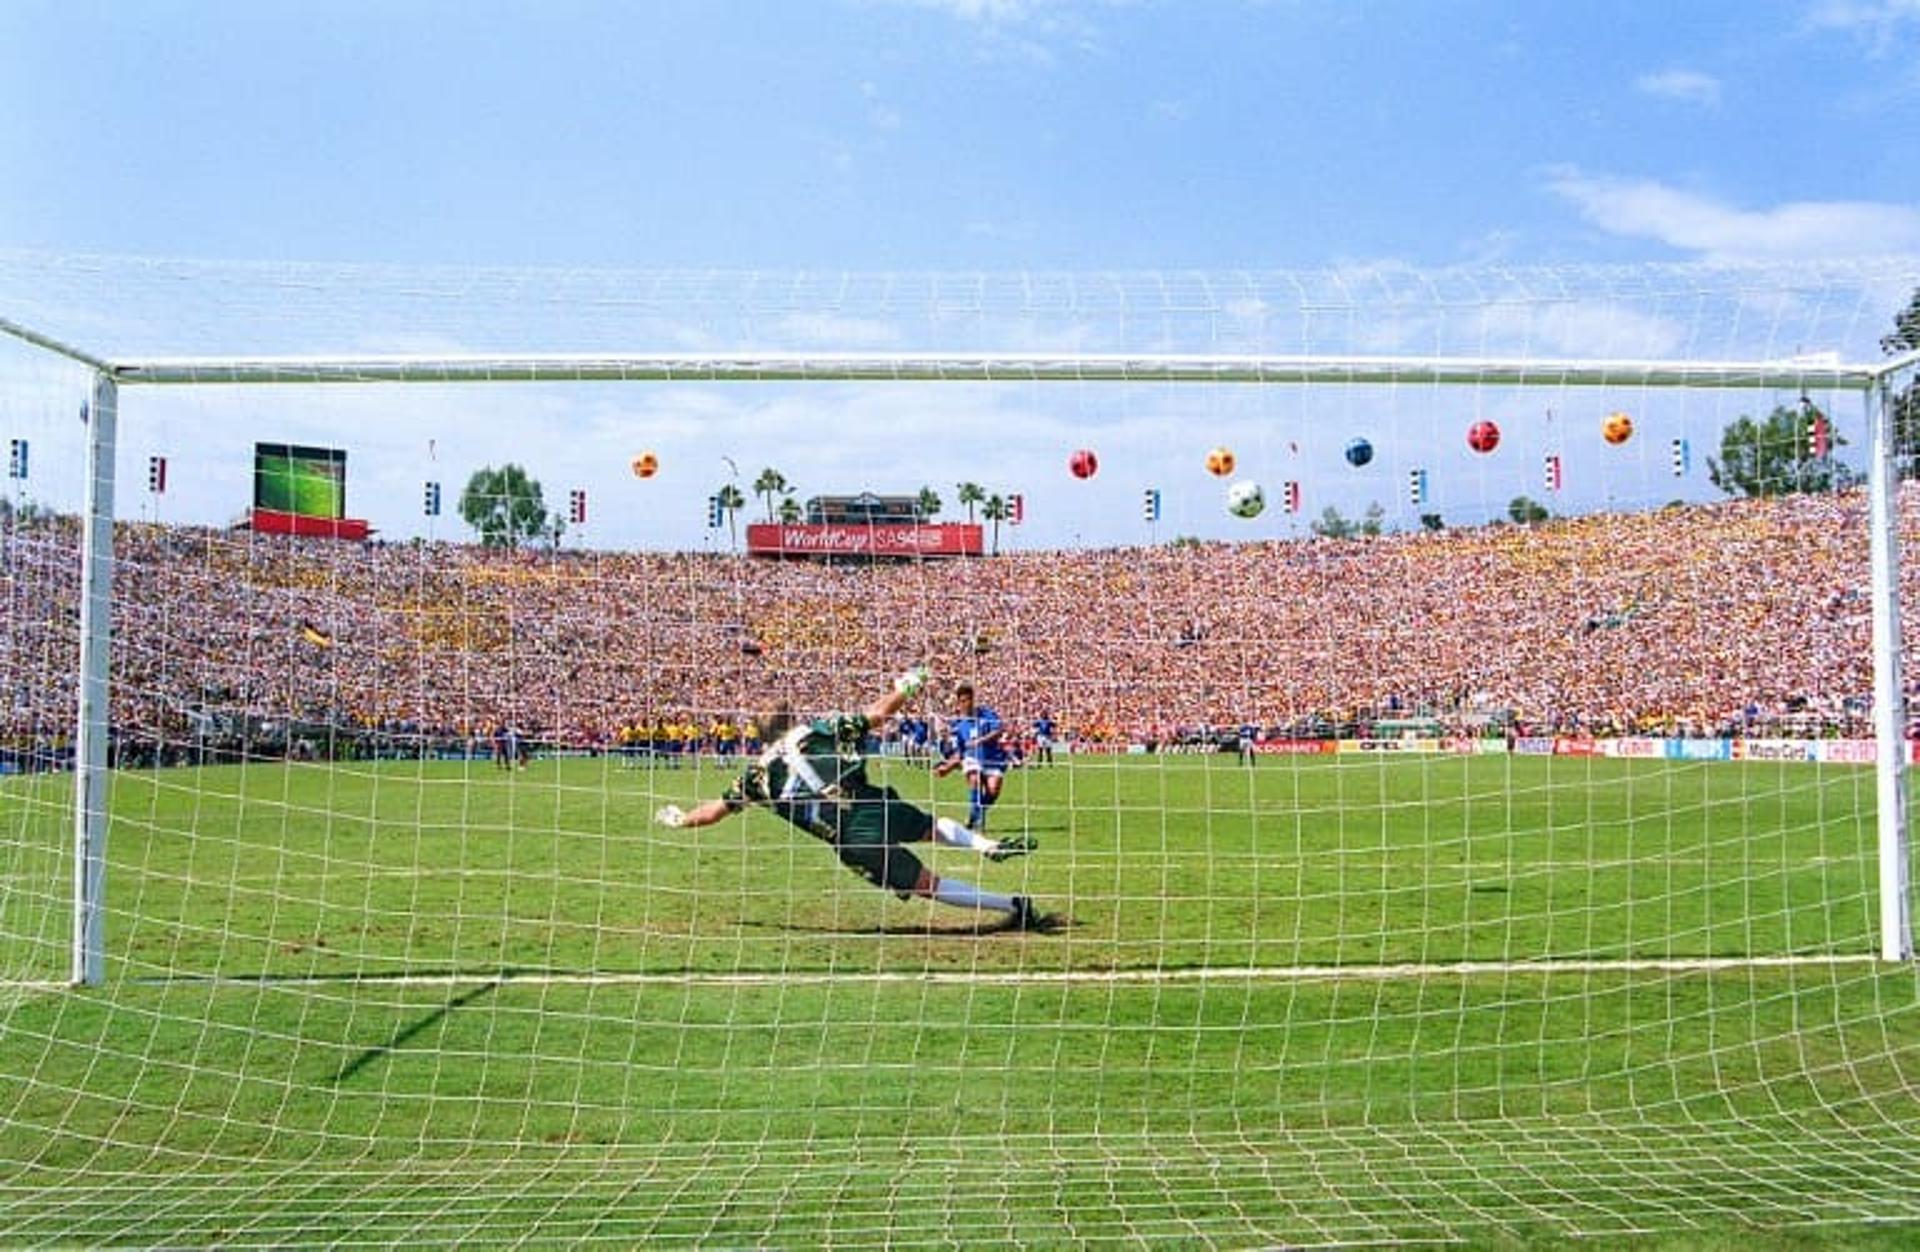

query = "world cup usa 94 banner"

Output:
[[746, 522, 983, 558]]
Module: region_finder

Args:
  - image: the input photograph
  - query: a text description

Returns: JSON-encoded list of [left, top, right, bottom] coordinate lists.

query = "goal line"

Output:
[[56, 952, 1878, 993]]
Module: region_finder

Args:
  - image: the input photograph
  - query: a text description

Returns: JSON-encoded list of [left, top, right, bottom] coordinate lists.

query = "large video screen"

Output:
[[254, 444, 346, 519]]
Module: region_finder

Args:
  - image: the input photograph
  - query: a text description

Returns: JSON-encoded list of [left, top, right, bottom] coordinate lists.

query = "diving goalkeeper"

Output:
[[654, 665, 1050, 930]]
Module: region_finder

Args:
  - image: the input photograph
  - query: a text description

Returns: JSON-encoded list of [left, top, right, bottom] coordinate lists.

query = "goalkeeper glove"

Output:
[[654, 804, 687, 829], [893, 664, 931, 698]]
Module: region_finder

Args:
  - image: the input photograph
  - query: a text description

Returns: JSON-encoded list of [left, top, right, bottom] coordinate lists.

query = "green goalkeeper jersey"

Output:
[[723, 714, 876, 840]]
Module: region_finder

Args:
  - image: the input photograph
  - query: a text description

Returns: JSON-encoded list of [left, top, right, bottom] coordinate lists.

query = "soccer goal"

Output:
[[3, 252, 1920, 1246]]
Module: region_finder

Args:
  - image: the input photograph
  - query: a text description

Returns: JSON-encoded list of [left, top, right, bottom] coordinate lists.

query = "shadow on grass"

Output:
[[326, 977, 502, 1086], [740, 912, 1075, 937]]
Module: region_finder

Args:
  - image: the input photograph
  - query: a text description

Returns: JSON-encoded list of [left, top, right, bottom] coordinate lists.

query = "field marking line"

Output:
[[23, 951, 1881, 993]]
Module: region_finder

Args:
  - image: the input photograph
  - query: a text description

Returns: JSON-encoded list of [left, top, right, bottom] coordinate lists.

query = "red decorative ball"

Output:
[[1467, 420, 1501, 454], [1069, 449, 1099, 479]]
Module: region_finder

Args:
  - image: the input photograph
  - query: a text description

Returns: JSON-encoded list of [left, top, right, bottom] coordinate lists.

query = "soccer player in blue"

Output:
[[1031, 712, 1057, 767], [934, 682, 1012, 832]]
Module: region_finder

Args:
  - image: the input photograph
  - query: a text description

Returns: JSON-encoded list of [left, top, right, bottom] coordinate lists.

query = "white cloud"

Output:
[[858, 81, 903, 132], [873, 0, 1110, 65], [1634, 69, 1722, 108], [770, 312, 904, 348], [1543, 166, 1920, 260], [907, 0, 1040, 19], [1806, 0, 1920, 55]]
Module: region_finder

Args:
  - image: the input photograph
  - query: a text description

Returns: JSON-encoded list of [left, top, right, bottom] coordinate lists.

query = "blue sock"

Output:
[[967, 788, 984, 829]]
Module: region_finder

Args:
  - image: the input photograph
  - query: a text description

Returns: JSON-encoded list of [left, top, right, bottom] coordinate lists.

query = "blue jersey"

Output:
[[1033, 716, 1056, 742], [951, 707, 1010, 768]]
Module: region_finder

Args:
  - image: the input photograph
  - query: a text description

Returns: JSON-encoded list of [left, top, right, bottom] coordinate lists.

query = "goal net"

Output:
[[3, 251, 1920, 1246]]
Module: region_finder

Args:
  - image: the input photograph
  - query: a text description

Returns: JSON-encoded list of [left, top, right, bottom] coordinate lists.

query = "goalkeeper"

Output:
[[655, 665, 1049, 930]]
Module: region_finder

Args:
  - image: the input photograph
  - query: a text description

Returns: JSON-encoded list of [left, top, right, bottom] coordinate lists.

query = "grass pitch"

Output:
[[2, 751, 1919, 1247]]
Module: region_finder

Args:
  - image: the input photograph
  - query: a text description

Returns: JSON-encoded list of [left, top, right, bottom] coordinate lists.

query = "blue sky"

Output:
[[4, 0, 1918, 268], [2, 0, 1919, 548]]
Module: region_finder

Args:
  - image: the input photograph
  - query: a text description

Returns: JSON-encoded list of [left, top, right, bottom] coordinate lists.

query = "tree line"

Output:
[[457, 291, 1920, 548], [456, 466, 1022, 552]]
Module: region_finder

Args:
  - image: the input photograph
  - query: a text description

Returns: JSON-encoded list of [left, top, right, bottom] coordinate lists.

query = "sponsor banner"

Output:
[[1668, 738, 1732, 761], [1253, 740, 1337, 755], [1338, 738, 1442, 754], [1605, 737, 1667, 759], [746, 522, 982, 558], [1732, 739, 1818, 763], [1514, 737, 1557, 756], [1819, 740, 1877, 764], [1553, 737, 1601, 757], [250, 507, 370, 541]]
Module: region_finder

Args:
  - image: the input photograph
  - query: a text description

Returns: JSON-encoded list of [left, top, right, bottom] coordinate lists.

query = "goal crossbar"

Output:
[[95, 351, 1893, 389]]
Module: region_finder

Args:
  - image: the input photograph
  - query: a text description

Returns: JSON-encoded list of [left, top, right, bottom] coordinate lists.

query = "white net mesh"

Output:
[[2, 253, 1919, 1246]]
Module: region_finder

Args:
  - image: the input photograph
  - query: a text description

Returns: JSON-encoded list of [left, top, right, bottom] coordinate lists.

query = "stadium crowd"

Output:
[[0, 486, 1910, 768]]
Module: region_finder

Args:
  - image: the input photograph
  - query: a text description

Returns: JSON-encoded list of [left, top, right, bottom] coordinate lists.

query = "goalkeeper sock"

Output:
[[932, 816, 995, 852], [930, 875, 1016, 915]]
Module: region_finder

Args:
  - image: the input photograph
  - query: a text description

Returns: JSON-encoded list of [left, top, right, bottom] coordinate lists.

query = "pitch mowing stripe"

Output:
[[40, 950, 1879, 992]]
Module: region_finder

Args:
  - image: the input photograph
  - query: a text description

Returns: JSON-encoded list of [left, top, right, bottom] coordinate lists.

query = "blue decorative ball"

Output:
[[1344, 437, 1374, 467]]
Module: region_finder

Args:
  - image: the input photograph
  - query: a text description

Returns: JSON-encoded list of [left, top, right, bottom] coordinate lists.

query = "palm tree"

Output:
[[716, 483, 747, 550], [955, 481, 985, 524], [752, 468, 789, 521], [982, 493, 1008, 555], [916, 485, 942, 522], [776, 495, 803, 523]]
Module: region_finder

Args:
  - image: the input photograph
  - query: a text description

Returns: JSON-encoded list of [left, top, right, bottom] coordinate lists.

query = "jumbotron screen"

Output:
[[254, 443, 347, 519]]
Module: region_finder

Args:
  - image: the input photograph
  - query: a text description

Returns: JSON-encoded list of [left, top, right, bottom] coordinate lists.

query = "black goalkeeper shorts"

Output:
[[831, 787, 936, 896]]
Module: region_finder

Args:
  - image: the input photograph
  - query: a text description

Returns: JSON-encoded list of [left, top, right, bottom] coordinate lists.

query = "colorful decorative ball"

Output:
[[1467, 420, 1501, 454], [1205, 446, 1236, 477], [630, 452, 660, 479], [1069, 448, 1099, 479], [1602, 412, 1634, 446], [1344, 437, 1373, 468]]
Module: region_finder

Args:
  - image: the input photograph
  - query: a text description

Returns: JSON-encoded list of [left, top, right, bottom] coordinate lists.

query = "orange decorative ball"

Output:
[[1205, 446, 1236, 477], [1602, 412, 1634, 445], [631, 452, 660, 479]]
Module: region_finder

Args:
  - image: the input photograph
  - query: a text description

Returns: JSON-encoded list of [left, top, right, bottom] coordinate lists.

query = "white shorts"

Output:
[[962, 759, 1007, 780]]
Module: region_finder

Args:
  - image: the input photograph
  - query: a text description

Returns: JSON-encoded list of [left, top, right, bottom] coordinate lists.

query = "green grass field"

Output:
[[3, 751, 1920, 1247]]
